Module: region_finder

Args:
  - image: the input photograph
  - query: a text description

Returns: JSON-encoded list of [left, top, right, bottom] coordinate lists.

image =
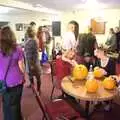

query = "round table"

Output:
[[61, 76, 118, 116]]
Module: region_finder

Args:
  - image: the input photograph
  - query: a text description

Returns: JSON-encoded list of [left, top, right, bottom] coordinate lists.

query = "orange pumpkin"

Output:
[[86, 79, 98, 93], [72, 64, 88, 80], [94, 67, 104, 78], [103, 77, 116, 90]]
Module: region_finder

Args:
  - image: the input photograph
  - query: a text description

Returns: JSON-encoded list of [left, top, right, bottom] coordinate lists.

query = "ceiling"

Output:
[[0, 6, 40, 15], [17, 0, 120, 10], [0, 0, 120, 15]]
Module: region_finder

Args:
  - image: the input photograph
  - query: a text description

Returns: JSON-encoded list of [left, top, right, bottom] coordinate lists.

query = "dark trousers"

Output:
[[2, 84, 23, 120], [28, 60, 41, 91]]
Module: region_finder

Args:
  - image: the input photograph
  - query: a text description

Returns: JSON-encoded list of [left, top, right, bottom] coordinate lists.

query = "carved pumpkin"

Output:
[[86, 79, 98, 93], [72, 64, 88, 80], [94, 67, 104, 78], [103, 77, 116, 90]]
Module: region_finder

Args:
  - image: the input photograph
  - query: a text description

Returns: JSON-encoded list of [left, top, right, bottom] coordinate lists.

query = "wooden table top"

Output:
[[61, 76, 118, 102]]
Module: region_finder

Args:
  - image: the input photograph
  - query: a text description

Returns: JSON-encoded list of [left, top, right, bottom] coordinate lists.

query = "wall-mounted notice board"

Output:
[[91, 19, 105, 34]]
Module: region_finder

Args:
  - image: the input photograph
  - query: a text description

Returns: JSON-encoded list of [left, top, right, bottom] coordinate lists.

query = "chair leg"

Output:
[[42, 115, 48, 120], [61, 90, 65, 98], [50, 86, 55, 100]]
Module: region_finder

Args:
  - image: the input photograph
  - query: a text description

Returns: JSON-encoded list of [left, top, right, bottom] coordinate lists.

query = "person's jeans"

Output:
[[2, 84, 23, 120], [27, 60, 41, 91]]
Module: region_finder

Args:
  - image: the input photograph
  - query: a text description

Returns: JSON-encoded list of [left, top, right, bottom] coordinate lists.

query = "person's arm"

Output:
[[62, 50, 71, 63], [62, 50, 78, 66], [18, 59, 25, 74], [17, 47, 25, 72], [110, 35, 117, 50], [18, 47, 26, 84], [104, 58, 116, 76]]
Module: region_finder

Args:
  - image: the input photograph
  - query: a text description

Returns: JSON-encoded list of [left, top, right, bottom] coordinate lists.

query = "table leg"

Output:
[[85, 101, 90, 117]]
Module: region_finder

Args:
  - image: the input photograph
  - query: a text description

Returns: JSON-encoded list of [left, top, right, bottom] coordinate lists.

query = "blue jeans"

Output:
[[2, 84, 23, 120]]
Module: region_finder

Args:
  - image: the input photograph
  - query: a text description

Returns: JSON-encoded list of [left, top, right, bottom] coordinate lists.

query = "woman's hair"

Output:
[[69, 20, 79, 40], [26, 26, 36, 38], [30, 21, 36, 26], [37, 26, 42, 32], [0, 26, 16, 55]]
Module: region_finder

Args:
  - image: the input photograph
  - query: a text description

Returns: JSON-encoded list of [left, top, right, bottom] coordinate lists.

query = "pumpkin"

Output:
[[85, 79, 98, 93], [103, 77, 116, 90], [72, 64, 88, 80], [94, 67, 104, 78]]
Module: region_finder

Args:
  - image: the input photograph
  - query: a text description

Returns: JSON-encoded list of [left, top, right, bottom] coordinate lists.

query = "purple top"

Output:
[[0, 46, 24, 87]]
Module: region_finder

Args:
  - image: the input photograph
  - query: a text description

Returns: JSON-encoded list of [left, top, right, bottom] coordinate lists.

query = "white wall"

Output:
[[1, 8, 120, 45], [61, 9, 120, 44], [0, 12, 58, 43]]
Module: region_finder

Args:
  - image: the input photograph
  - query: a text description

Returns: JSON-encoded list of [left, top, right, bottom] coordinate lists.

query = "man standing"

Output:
[[115, 27, 120, 52], [85, 28, 97, 56]]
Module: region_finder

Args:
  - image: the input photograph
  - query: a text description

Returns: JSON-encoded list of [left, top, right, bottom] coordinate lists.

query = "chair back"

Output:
[[50, 60, 57, 84], [50, 60, 57, 76], [31, 84, 47, 119]]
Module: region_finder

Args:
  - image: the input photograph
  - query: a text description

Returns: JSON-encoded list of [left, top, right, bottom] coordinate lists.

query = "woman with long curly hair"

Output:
[[0, 26, 25, 120]]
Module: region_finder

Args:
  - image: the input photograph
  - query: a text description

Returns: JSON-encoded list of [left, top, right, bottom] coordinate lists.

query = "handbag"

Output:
[[0, 54, 12, 95]]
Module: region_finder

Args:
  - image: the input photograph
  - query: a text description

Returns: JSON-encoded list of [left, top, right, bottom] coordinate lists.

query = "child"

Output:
[[55, 49, 77, 89]]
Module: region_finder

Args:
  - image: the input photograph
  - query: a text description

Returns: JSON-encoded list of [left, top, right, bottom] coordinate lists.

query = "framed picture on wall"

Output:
[[23, 24, 29, 31], [0, 22, 9, 28], [91, 19, 106, 34], [15, 23, 23, 31]]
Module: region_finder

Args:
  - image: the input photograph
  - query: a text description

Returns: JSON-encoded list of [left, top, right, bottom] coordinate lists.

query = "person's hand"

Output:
[[71, 60, 78, 67], [100, 68, 107, 75]]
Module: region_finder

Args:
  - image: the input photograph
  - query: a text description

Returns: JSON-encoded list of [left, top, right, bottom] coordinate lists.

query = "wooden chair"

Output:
[[49, 59, 66, 100], [49, 60, 56, 100], [31, 84, 86, 120]]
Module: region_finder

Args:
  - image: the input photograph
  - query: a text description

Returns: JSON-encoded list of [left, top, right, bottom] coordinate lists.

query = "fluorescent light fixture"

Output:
[[0, 6, 13, 13], [35, 4, 43, 8], [7, 0, 61, 14], [75, 0, 107, 9], [35, 6, 60, 14]]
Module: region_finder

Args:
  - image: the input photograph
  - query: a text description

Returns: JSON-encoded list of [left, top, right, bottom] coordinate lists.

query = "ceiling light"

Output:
[[84, 0, 99, 9], [75, 0, 107, 9], [0, 6, 13, 13], [35, 4, 43, 8]]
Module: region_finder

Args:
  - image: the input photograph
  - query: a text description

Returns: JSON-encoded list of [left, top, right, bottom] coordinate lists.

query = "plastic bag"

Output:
[[41, 50, 48, 63]]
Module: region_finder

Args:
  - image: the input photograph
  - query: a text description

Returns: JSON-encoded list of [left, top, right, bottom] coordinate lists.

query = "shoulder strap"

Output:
[[4, 54, 13, 82]]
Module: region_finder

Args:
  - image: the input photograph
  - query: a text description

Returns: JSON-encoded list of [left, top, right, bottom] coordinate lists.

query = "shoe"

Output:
[[104, 104, 111, 112]]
